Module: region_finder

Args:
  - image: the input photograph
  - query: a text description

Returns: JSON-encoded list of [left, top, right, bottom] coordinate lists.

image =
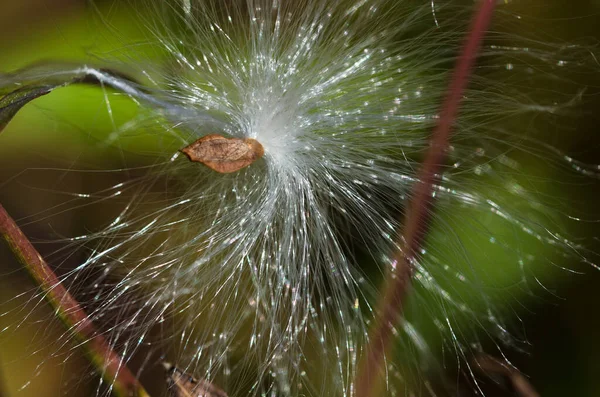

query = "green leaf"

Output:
[[0, 84, 56, 131], [0, 65, 148, 133]]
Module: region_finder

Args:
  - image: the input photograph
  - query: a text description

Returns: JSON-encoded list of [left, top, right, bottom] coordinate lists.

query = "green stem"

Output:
[[0, 203, 150, 397]]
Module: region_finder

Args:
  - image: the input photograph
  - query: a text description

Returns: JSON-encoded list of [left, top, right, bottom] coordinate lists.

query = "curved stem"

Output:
[[354, 1, 497, 395], [0, 203, 150, 397]]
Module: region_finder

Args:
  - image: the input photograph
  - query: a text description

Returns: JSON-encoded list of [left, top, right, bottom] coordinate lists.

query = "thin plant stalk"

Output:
[[0, 354, 7, 397], [0, 203, 150, 397], [354, 1, 497, 395]]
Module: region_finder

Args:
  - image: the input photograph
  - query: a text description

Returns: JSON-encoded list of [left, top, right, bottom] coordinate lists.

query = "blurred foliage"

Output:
[[0, 1, 599, 397]]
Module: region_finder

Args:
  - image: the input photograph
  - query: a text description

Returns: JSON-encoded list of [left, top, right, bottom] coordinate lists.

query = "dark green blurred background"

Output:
[[1, 1, 600, 396]]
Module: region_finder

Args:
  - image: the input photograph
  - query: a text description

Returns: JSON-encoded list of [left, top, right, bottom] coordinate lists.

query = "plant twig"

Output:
[[473, 354, 541, 397], [354, 1, 497, 396], [0, 203, 150, 397], [0, 353, 8, 397]]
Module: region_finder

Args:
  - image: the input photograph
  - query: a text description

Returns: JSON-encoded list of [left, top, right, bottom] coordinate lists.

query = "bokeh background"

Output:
[[1, 1, 600, 396]]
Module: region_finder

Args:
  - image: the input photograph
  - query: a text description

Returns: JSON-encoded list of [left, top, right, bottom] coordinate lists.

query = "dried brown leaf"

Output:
[[163, 363, 228, 397], [181, 134, 265, 173]]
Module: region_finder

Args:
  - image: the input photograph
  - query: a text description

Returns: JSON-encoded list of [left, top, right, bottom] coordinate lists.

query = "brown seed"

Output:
[[163, 362, 229, 397], [181, 134, 265, 173]]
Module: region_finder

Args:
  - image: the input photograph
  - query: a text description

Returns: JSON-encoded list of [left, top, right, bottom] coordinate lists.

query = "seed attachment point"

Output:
[[181, 134, 265, 173]]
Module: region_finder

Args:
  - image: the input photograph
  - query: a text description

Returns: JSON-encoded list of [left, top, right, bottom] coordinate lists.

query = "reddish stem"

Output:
[[354, 1, 497, 395], [0, 203, 150, 397]]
